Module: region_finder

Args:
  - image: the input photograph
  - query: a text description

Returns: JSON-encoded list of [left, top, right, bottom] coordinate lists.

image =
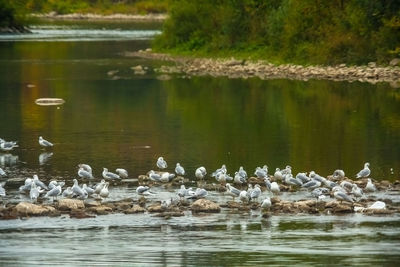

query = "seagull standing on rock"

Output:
[[115, 168, 128, 179], [99, 182, 109, 198], [261, 197, 272, 210], [175, 163, 185, 176], [356, 162, 370, 178], [45, 185, 61, 201], [94, 180, 106, 194], [0, 138, 18, 152], [72, 179, 87, 199], [0, 184, 6, 197], [195, 167, 207, 180], [250, 184, 261, 202], [39, 136, 53, 148], [136, 185, 152, 195], [102, 168, 120, 180], [333, 187, 354, 203], [78, 167, 94, 179], [157, 157, 167, 170], [226, 183, 241, 201], [365, 178, 377, 192]]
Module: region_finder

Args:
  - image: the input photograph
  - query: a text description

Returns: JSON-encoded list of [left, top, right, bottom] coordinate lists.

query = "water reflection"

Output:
[[39, 152, 53, 165], [0, 153, 18, 167]]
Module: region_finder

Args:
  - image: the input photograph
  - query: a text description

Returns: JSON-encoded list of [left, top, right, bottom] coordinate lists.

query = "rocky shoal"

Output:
[[1, 178, 399, 220], [125, 50, 400, 86]]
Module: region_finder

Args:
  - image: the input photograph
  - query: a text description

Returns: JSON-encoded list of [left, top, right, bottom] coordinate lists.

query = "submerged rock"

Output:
[[191, 199, 220, 213], [70, 210, 96, 219]]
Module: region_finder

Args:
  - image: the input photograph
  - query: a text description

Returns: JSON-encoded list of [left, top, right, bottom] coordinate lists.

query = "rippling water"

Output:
[[0, 20, 400, 266]]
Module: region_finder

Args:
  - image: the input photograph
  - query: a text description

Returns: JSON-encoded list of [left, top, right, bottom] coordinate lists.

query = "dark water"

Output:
[[0, 21, 400, 266]]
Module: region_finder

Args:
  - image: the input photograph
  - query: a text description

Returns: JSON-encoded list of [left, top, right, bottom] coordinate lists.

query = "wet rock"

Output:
[[250, 202, 260, 210], [191, 199, 221, 213], [0, 206, 18, 220], [147, 204, 163, 212], [364, 209, 395, 215], [84, 200, 101, 208], [58, 199, 85, 210], [154, 211, 184, 218], [296, 200, 317, 207], [247, 177, 265, 185], [88, 205, 112, 215], [328, 202, 353, 213], [131, 65, 146, 75], [227, 201, 242, 209], [157, 74, 172, 81], [14, 202, 56, 216], [124, 204, 145, 214], [70, 210, 96, 219], [115, 202, 132, 211], [107, 70, 119, 76], [4, 177, 26, 188], [138, 196, 147, 207]]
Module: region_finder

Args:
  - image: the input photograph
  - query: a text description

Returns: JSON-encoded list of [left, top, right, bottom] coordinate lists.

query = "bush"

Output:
[[154, 0, 400, 65]]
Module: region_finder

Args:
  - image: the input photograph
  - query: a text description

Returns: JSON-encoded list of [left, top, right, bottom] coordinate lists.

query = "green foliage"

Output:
[[0, 0, 29, 28], [154, 0, 400, 65], [18, 0, 168, 15]]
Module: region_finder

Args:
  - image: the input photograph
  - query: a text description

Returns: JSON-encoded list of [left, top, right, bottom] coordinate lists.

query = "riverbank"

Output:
[[30, 12, 167, 21], [126, 50, 400, 86]]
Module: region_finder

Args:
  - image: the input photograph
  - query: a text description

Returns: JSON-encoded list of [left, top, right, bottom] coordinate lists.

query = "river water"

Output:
[[0, 21, 400, 266]]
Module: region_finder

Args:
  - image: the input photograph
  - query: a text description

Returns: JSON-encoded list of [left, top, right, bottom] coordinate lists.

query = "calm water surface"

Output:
[[0, 21, 400, 266]]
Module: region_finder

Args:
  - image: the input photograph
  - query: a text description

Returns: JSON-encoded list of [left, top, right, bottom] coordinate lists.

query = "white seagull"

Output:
[[39, 136, 53, 148]]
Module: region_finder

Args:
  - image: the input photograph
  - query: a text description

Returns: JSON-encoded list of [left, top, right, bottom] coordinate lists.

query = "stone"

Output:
[[390, 58, 400, 66], [332, 204, 353, 213], [124, 205, 145, 214], [368, 62, 376, 68], [70, 210, 96, 219], [147, 204, 164, 212], [131, 65, 146, 75], [157, 74, 172, 81], [115, 202, 132, 211], [191, 199, 220, 213], [14, 202, 55, 216], [58, 199, 85, 210], [84, 200, 101, 207], [4, 177, 26, 188], [88, 205, 112, 215]]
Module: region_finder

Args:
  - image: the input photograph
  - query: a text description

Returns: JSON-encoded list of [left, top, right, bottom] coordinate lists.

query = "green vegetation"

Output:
[[154, 0, 400, 65], [20, 0, 168, 15], [0, 0, 29, 29]]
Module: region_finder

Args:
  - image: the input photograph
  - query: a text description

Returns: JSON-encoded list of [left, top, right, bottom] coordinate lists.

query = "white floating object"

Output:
[[368, 201, 386, 210], [35, 98, 65, 106]]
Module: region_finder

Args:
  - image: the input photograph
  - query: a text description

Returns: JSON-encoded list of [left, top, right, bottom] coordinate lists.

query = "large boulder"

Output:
[[58, 199, 85, 210], [191, 199, 220, 213], [14, 202, 55, 216]]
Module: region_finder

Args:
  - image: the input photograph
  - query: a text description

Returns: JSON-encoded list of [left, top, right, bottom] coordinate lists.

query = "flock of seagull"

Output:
[[0, 136, 378, 211]]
